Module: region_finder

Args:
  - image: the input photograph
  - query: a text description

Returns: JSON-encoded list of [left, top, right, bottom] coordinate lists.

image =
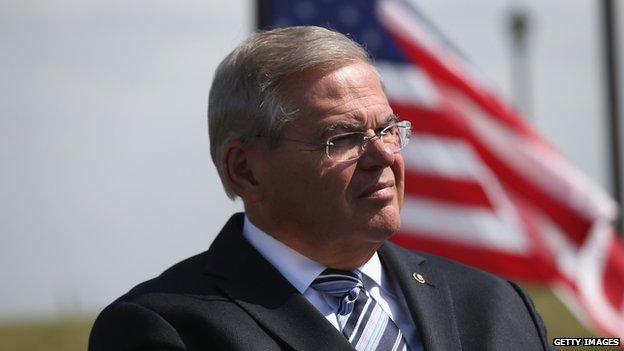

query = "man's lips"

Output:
[[358, 180, 395, 198]]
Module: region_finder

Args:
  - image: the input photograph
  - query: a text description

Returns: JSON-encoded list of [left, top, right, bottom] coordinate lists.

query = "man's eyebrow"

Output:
[[320, 120, 364, 138], [319, 114, 398, 138], [385, 114, 399, 124], [375, 114, 399, 129]]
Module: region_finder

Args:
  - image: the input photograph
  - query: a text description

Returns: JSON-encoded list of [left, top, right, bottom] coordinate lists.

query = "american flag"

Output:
[[258, 0, 624, 338]]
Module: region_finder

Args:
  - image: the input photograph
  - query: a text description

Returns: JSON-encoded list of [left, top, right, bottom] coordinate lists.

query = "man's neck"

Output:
[[245, 211, 382, 270]]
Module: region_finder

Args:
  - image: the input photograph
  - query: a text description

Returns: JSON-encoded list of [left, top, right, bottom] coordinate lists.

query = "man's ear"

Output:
[[221, 140, 264, 203]]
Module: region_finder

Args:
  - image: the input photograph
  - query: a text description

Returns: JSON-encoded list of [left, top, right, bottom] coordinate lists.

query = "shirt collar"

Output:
[[359, 250, 384, 287], [242, 215, 325, 293], [242, 215, 385, 293]]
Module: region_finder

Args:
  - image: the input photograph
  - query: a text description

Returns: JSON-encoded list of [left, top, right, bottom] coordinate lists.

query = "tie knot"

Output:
[[311, 269, 364, 315], [312, 269, 363, 292]]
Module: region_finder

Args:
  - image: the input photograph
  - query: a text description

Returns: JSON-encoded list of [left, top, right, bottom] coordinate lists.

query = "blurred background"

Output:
[[1, 0, 622, 349]]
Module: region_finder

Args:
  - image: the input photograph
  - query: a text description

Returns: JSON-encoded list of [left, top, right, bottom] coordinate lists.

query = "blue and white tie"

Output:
[[312, 269, 409, 351]]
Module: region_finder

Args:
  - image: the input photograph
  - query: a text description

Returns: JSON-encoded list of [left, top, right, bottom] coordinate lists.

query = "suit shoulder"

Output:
[[116, 251, 224, 304], [383, 242, 549, 348], [89, 299, 187, 351]]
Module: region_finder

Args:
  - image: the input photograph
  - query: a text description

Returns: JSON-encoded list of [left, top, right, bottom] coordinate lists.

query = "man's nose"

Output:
[[358, 136, 394, 169]]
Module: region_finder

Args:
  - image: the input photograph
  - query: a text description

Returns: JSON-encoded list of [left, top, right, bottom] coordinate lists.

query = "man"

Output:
[[90, 26, 549, 351]]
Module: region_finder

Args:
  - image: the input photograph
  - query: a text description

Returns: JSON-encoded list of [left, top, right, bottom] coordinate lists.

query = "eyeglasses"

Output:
[[279, 120, 411, 162]]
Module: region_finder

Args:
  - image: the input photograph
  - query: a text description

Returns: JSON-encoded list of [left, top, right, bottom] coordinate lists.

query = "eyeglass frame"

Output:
[[272, 120, 412, 162]]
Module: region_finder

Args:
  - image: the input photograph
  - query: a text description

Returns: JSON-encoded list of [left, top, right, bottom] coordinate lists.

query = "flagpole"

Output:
[[602, 0, 623, 233], [508, 8, 532, 120]]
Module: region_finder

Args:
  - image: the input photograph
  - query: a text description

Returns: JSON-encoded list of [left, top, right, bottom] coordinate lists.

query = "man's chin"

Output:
[[361, 205, 401, 240]]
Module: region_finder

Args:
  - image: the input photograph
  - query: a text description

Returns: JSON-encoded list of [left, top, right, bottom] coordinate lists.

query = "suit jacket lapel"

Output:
[[379, 242, 462, 351], [202, 214, 354, 351]]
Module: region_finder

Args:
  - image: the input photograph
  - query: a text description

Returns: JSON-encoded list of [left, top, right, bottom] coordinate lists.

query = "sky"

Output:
[[0, 0, 618, 321]]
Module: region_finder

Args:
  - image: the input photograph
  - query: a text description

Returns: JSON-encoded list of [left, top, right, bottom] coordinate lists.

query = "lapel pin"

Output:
[[412, 272, 426, 284]]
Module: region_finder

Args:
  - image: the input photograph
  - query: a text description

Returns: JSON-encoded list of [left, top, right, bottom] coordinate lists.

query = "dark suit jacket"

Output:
[[89, 213, 549, 350]]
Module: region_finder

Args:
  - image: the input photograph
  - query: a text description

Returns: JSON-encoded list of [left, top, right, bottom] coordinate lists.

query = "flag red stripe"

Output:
[[603, 234, 624, 309], [505, 189, 573, 268], [392, 103, 468, 140], [404, 172, 492, 208], [392, 102, 593, 245]]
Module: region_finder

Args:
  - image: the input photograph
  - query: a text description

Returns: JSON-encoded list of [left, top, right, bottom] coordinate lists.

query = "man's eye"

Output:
[[380, 125, 398, 136], [378, 123, 395, 133], [329, 134, 363, 148]]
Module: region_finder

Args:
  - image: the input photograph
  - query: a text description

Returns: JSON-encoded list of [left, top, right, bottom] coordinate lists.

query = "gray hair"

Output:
[[208, 26, 372, 199]]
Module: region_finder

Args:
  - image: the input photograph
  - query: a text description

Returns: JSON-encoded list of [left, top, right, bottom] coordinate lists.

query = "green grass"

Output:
[[0, 288, 619, 350], [0, 316, 94, 351], [524, 285, 621, 350]]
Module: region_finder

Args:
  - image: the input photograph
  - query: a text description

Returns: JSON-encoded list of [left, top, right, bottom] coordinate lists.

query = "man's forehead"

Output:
[[295, 66, 386, 108], [281, 61, 390, 134], [305, 63, 382, 99]]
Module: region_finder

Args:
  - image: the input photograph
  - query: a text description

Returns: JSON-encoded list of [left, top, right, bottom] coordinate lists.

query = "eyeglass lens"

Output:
[[327, 122, 410, 161]]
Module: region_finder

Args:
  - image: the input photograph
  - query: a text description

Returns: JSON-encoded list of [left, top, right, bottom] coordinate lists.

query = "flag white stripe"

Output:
[[401, 196, 527, 252], [402, 134, 483, 181]]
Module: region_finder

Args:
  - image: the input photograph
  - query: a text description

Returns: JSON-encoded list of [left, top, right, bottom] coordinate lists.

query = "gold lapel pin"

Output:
[[412, 272, 426, 284]]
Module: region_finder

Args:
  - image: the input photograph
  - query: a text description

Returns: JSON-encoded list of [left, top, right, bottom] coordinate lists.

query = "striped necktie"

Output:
[[311, 269, 410, 351]]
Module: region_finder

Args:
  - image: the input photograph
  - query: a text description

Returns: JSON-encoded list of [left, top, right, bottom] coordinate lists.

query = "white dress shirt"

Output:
[[242, 216, 423, 351]]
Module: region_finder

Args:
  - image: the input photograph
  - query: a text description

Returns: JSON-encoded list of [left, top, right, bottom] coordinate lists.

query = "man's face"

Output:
[[255, 61, 405, 247]]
